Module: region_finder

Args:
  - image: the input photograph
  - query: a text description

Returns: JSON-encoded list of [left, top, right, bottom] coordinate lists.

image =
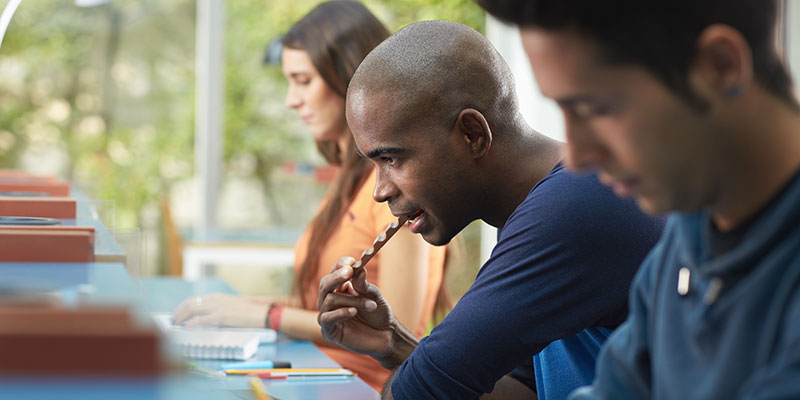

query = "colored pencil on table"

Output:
[[249, 377, 270, 400], [247, 371, 355, 380], [226, 368, 354, 376]]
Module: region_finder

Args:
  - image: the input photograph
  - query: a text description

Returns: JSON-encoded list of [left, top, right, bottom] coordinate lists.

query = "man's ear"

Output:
[[688, 24, 754, 102], [455, 108, 492, 159]]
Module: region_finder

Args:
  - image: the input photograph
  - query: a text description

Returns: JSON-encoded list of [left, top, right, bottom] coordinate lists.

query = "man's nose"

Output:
[[373, 168, 398, 203], [564, 120, 608, 171]]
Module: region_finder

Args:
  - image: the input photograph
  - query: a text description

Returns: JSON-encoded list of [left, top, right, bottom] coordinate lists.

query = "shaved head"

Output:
[[347, 20, 522, 139], [343, 21, 562, 245]]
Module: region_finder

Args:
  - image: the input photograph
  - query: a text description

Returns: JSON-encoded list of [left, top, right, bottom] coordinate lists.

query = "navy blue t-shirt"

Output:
[[392, 163, 664, 399]]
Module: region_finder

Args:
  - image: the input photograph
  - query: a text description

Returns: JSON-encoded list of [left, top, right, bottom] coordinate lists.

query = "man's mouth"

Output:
[[406, 210, 425, 234], [407, 210, 423, 221], [599, 172, 640, 198], [610, 178, 640, 198]]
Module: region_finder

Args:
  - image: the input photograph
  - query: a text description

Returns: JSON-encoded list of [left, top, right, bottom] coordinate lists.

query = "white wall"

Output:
[[476, 16, 567, 265], [486, 16, 565, 143]]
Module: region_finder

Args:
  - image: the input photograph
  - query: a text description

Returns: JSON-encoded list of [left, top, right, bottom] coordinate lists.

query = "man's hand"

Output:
[[172, 293, 268, 328], [317, 257, 417, 369]]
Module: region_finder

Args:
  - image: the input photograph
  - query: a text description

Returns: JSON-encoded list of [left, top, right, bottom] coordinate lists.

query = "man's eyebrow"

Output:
[[554, 96, 587, 107], [553, 94, 605, 107], [360, 147, 406, 159]]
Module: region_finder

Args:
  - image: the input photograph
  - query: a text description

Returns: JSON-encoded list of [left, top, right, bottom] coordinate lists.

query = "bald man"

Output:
[[316, 21, 663, 399]]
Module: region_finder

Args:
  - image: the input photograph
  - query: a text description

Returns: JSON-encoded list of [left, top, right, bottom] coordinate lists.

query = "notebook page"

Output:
[[152, 312, 277, 343]]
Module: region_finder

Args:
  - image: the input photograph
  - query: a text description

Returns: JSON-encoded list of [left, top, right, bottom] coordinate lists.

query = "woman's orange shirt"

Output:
[[293, 168, 446, 392]]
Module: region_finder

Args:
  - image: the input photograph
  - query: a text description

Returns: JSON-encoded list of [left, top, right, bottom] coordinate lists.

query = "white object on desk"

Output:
[[170, 329, 259, 360], [153, 312, 277, 343], [153, 313, 275, 360]]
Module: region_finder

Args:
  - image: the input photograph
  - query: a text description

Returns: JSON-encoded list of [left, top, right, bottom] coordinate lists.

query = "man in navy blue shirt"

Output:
[[316, 21, 664, 399]]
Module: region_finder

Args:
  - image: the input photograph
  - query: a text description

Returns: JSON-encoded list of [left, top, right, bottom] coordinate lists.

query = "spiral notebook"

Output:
[[152, 313, 277, 343], [166, 329, 259, 360], [152, 313, 274, 360]]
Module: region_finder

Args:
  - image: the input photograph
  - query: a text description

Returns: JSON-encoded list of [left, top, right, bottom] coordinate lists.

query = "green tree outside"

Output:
[[0, 0, 485, 276]]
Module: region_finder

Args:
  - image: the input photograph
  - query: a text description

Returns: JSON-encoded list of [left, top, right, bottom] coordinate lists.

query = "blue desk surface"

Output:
[[0, 264, 379, 400], [0, 262, 137, 305], [141, 277, 379, 399]]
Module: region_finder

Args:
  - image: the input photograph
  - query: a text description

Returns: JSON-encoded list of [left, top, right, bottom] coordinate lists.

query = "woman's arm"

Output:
[[374, 226, 431, 334], [249, 295, 300, 307], [172, 294, 296, 328], [171, 294, 328, 343], [172, 293, 270, 328], [276, 307, 325, 342]]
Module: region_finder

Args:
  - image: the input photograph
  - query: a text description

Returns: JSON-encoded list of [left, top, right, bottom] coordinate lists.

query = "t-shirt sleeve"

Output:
[[392, 170, 664, 399]]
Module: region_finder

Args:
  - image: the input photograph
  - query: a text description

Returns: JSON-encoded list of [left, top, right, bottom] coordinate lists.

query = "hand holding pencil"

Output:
[[315, 215, 420, 366], [317, 260, 399, 367]]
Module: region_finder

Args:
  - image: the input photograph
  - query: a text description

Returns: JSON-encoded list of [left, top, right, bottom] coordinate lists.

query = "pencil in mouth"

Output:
[[352, 211, 420, 270]]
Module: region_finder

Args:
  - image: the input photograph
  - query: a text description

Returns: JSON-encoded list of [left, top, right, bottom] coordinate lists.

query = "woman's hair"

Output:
[[282, 1, 389, 308]]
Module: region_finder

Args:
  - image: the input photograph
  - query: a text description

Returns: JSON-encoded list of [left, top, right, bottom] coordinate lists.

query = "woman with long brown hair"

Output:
[[173, 1, 448, 391]]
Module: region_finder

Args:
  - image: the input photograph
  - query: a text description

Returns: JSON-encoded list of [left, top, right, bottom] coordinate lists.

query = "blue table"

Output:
[[0, 263, 379, 400], [141, 276, 379, 399], [0, 262, 137, 304]]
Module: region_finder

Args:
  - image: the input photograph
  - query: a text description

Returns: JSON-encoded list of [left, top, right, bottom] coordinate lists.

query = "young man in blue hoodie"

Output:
[[479, 0, 800, 398]]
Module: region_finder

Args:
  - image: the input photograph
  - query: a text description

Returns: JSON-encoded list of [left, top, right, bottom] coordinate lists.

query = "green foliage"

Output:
[[366, 0, 485, 32], [0, 0, 196, 229], [0, 0, 486, 272]]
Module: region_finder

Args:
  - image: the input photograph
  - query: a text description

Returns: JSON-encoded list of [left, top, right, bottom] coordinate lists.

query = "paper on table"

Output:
[[152, 312, 277, 343], [152, 312, 274, 360], [168, 329, 259, 360]]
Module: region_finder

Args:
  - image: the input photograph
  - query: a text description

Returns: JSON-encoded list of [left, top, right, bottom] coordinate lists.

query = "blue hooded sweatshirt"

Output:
[[571, 170, 800, 399]]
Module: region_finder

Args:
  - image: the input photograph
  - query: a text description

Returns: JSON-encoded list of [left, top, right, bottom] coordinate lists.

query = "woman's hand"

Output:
[[172, 293, 269, 328]]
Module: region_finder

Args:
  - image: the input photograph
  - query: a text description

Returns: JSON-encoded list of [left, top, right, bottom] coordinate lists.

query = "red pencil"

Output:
[[248, 372, 287, 379]]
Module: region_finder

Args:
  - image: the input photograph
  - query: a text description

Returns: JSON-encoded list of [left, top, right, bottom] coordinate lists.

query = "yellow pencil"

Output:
[[249, 377, 270, 400], [227, 368, 354, 376]]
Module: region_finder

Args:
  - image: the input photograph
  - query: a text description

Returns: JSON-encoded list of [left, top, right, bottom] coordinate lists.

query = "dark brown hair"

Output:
[[478, 0, 797, 110], [281, 1, 387, 308]]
